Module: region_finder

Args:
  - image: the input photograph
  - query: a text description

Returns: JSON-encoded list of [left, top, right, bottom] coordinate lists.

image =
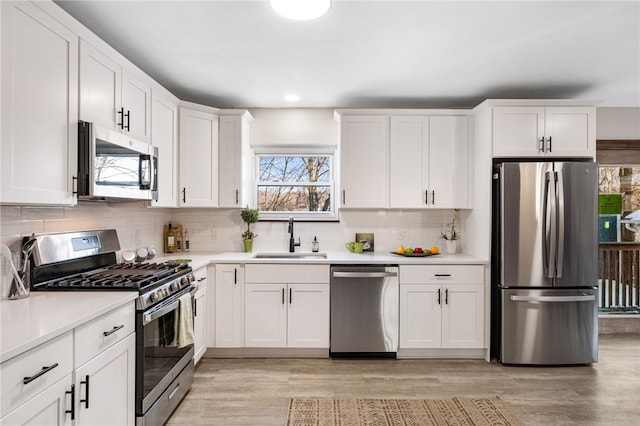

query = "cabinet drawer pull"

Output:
[[80, 374, 90, 408], [23, 363, 59, 384], [445, 288, 449, 304], [282, 288, 285, 305], [103, 324, 125, 337], [547, 136, 552, 152], [437, 288, 441, 305], [235, 189, 239, 204], [538, 137, 545, 152], [431, 190, 435, 205], [434, 274, 451, 277], [234, 268, 237, 285], [65, 384, 75, 420], [124, 110, 131, 131]]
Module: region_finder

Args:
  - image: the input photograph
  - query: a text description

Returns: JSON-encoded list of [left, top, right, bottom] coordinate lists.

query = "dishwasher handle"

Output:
[[332, 271, 397, 279]]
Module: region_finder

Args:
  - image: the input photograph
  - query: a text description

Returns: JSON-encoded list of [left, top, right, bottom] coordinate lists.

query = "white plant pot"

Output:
[[445, 240, 458, 254]]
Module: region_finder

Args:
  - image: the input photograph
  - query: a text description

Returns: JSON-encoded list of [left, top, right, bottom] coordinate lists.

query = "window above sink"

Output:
[[254, 147, 337, 221]]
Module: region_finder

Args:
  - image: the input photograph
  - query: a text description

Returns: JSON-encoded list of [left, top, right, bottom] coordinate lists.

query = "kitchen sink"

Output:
[[253, 252, 327, 259]]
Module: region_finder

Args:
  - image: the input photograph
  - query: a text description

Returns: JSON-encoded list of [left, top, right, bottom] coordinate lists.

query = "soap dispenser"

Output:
[[312, 236, 319, 252]]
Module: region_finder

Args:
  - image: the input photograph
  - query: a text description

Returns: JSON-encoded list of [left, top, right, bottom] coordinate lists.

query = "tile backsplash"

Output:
[[1, 203, 465, 256]]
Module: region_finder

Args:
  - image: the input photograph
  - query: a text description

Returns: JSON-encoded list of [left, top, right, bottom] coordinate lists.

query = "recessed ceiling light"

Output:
[[284, 94, 300, 102], [270, 0, 331, 21]]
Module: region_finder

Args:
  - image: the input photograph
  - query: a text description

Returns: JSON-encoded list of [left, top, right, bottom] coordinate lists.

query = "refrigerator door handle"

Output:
[[555, 170, 565, 278], [543, 170, 557, 279], [510, 294, 596, 303]]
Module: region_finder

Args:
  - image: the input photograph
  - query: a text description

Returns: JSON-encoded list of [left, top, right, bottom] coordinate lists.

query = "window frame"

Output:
[[253, 147, 337, 221]]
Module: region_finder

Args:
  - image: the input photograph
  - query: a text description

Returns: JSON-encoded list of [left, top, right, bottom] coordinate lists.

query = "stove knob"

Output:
[[171, 281, 180, 291], [181, 276, 190, 286], [150, 291, 160, 303]]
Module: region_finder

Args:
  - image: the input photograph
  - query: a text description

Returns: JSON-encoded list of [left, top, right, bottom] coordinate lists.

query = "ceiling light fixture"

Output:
[[270, 0, 331, 21], [284, 94, 300, 102]]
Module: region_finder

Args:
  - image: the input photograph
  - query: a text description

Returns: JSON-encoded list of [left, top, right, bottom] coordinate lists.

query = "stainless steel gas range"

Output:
[[27, 229, 195, 426]]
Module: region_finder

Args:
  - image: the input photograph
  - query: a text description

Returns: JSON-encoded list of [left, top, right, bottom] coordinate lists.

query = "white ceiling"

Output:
[[54, 0, 640, 109]]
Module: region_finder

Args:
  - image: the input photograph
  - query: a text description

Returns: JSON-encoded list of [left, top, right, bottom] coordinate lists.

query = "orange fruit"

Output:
[[429, 246, 440, 255]]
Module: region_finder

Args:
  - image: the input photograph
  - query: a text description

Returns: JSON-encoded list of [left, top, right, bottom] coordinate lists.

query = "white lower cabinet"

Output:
[[0, 374, 73, 425], [215, 264, 244, 348], [244, 265, 330, 348], [193, 266, 207, 364], [0, 302, 135, 425], [74, 334, 135, 426], [399, 265, 484, 350]]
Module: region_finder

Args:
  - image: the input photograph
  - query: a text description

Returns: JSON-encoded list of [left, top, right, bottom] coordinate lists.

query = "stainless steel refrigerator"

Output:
[[492, 161, 598, 365]]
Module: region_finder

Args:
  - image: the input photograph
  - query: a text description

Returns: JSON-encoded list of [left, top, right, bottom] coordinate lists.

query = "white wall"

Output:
[[597, 107, 640, 139], [249, 108, 338, 147]]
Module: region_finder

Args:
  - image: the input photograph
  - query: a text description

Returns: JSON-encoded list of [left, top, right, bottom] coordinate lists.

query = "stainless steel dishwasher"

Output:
[[330, 265, 399, 358]]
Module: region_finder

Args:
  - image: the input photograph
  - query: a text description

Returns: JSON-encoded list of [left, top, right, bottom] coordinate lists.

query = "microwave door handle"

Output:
[[139, 154, 151, 190], [151, 154, 158, 192]]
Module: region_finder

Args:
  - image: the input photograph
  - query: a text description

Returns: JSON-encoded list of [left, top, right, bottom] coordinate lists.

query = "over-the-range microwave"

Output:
[[78, 121, 158, 201]]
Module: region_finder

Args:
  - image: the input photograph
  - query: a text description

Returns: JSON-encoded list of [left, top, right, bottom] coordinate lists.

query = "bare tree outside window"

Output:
[[257, 155, 333, 215]]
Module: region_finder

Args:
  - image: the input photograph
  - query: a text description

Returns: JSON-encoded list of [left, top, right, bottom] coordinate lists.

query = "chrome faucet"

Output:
[[288, 216, 300, 253]]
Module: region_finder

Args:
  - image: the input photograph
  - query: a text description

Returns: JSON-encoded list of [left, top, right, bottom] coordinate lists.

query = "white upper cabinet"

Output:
[[179, 105, 219, 207], [338, 115, 389, 208], [218, 111, 253, 208], [150, 88, 179, 207], [389, 115, 469, 208], [493, 106, 595, 158], [1, 1, 78, 205], [80, 40, 151, 143]]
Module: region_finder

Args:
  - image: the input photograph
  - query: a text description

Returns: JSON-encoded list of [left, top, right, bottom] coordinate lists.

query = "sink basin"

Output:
[[253, 252, 327, 259]]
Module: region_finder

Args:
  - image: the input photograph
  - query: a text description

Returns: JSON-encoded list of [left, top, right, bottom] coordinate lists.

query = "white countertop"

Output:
[[0, 291, 137, 363], [155, 251, 488, 268]]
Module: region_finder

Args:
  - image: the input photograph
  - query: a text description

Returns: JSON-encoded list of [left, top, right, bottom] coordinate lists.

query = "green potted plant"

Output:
[[240, 206, 259, 253], [441, 209, 461, 254]]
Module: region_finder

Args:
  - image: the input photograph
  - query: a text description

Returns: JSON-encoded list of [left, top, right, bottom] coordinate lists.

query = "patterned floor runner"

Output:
[[286, 397, 524, 426]]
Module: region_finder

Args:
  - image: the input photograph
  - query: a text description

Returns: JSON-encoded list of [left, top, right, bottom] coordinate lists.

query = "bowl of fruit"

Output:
[[391, 245, 439, 257]]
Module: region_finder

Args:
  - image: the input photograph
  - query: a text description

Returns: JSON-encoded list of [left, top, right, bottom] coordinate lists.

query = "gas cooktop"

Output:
[[38, 261, 190, 291]]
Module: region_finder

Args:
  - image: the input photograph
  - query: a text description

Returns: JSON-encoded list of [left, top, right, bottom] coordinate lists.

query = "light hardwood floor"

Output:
[[167, 335, 640, 425]]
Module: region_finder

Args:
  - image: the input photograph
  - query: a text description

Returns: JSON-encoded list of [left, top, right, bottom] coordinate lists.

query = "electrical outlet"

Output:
[[398, 229, 408, 240], [211, 227, 218, 240]]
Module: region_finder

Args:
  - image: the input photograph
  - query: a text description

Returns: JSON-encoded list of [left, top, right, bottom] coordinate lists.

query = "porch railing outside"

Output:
[[599, 242, 640, 309]]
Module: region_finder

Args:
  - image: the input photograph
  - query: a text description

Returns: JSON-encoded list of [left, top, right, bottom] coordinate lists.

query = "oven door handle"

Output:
[[143, 300, 180, 326]]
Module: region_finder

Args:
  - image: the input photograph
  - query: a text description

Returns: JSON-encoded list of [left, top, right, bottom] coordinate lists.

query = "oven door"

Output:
[[135, 286, 195, 416]]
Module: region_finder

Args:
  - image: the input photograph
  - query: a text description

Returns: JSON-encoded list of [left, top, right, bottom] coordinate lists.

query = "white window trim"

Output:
[[254, 147, 337, 221]]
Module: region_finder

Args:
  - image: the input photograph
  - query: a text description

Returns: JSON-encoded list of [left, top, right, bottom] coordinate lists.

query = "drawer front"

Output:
[[1, 331, 73, 415], [193, 266, 207, 284], [400, 265, 483, 284], [74, 302, 135, 367], [245, 264, 329, 284]]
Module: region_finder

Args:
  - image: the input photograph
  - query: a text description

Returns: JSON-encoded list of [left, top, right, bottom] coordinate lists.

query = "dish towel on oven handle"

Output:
[[172, 292, 194, 348]]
